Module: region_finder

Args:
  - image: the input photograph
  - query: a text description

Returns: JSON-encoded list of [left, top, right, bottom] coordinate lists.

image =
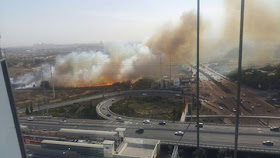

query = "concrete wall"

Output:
[[125, 137, 159, 145]]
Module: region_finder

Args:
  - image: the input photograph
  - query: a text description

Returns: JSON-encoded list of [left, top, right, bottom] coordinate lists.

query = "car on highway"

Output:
[[158, 121, 166, 125], [175, 94, 182, 99], [270, 126, 280, 132], [142, 93, 147, 96], [136, 128, 144, 134], [263, 141, 274, 146], [116, 117, 122, 121], [59, 119, 67, 123], [106, 114, 111, 117], [27, 117, 34, 121], [195, 123, 204, 128], [174, 131, 184, 136], [143, 120, 150, 124], [175, 94, 181, 97], [112, 98, 115, 101]]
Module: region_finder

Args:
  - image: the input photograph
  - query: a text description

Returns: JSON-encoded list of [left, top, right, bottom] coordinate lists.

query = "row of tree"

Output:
[[25, 104, 33, 115], [228, 65, 280, 90], [192, 148, 233, 158]]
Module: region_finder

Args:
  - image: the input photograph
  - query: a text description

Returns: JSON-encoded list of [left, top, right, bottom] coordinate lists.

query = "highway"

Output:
[[17, 90, 182, 113], [16, 66, 280, 154], [20, 118, 280, 152], [96, 95, 280, 127]]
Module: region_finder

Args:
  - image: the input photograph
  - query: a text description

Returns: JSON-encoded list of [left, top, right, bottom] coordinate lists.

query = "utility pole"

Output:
[[169, 54, 172, 82], [160, 54, 162, 81], [196, 0, 200, 149], [234, 0, 245, 158], [191, 94, 194, 123], [41, 66, 47, 115], [41, 66, 46, 94], [49, 63, 55, 99]]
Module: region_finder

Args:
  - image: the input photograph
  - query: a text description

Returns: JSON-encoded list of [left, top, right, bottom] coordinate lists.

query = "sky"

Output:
[[0, 0, 225, 47]]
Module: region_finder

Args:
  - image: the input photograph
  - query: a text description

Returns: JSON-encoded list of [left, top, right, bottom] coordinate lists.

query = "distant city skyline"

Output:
[[1, 0, 226, 47]]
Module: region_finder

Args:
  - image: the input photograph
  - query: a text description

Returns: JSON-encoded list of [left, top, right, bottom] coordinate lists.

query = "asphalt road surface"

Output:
[[20, 118, 280, 151]]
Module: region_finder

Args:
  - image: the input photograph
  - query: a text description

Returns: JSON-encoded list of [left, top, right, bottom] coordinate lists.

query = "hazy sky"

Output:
[[1, 0, 226, 47]]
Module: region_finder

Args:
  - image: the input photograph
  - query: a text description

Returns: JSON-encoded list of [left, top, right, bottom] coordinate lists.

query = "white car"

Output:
[[27, 117, 34, 121], [175, 94, 181, 97], [142, 93, 147, 96], [60, 119, 67, 123], [143, 120, 150, 124], [175, 131, 184, 136], [219, 106, 223, 110]]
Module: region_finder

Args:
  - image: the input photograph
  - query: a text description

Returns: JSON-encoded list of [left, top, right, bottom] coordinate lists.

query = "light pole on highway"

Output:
[[234, 0, 245, 158], [196, 0, 200, 149]]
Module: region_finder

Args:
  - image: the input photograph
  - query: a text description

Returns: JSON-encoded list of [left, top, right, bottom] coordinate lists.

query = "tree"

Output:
[[25, 106, 30, 115], [217, 148, 233, 158], [192, 148, 207, 158], [40, 81, 51, 89], [132, 78, 154, 89], [30, 104, 33, 113], [170, 107, 177, 122]]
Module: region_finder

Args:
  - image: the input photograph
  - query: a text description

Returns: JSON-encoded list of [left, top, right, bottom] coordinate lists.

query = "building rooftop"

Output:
[[58, 128, 118, 137], [116, 137, 160, 158], [41, 140, 103, 149]]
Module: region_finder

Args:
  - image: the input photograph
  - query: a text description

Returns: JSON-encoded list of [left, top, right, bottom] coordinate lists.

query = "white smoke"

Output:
[[53, 42, 157, 87], [11, 42, 161, 88]]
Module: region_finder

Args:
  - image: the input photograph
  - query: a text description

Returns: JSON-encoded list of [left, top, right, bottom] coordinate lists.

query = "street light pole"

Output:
[[196, 0, 200, 149], [49, 63, 55, 99], [234, 0, 245, 158]]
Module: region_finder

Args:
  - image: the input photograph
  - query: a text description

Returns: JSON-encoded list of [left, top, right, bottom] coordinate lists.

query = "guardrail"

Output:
[[161, 140, 280, 154]]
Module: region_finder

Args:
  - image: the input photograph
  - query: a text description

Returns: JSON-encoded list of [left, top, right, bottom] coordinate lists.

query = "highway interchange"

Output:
[[19, 66, 280, 154]]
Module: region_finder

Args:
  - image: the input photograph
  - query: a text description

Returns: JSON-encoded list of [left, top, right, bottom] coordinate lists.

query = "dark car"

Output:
[[263, 141, 274, 146], [158, 122, 166, 125], [136, 128, 144, 134], [106, 114, 111, 117], [195, 123, 204, 128], [270, 126, 280, 132]]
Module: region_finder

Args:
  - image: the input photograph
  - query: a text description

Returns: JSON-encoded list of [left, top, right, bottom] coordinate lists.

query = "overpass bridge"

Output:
[[186, 115, 280, 126], [162, 140, 280, 155]]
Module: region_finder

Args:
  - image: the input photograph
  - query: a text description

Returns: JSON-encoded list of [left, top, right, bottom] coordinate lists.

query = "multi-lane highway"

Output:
[[20, 117, 280, 152]]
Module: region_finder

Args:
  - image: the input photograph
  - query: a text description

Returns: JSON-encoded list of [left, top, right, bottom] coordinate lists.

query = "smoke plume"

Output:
[[12, 1, 280, 88], [223, 0, 280, 66]]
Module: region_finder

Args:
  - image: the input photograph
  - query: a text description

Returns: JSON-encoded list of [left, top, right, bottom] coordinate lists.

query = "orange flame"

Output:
[[75, 82, 114, 88]]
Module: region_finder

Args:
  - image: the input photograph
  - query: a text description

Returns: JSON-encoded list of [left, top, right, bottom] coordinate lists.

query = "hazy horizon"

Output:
[[1, 0, 227, 47]]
